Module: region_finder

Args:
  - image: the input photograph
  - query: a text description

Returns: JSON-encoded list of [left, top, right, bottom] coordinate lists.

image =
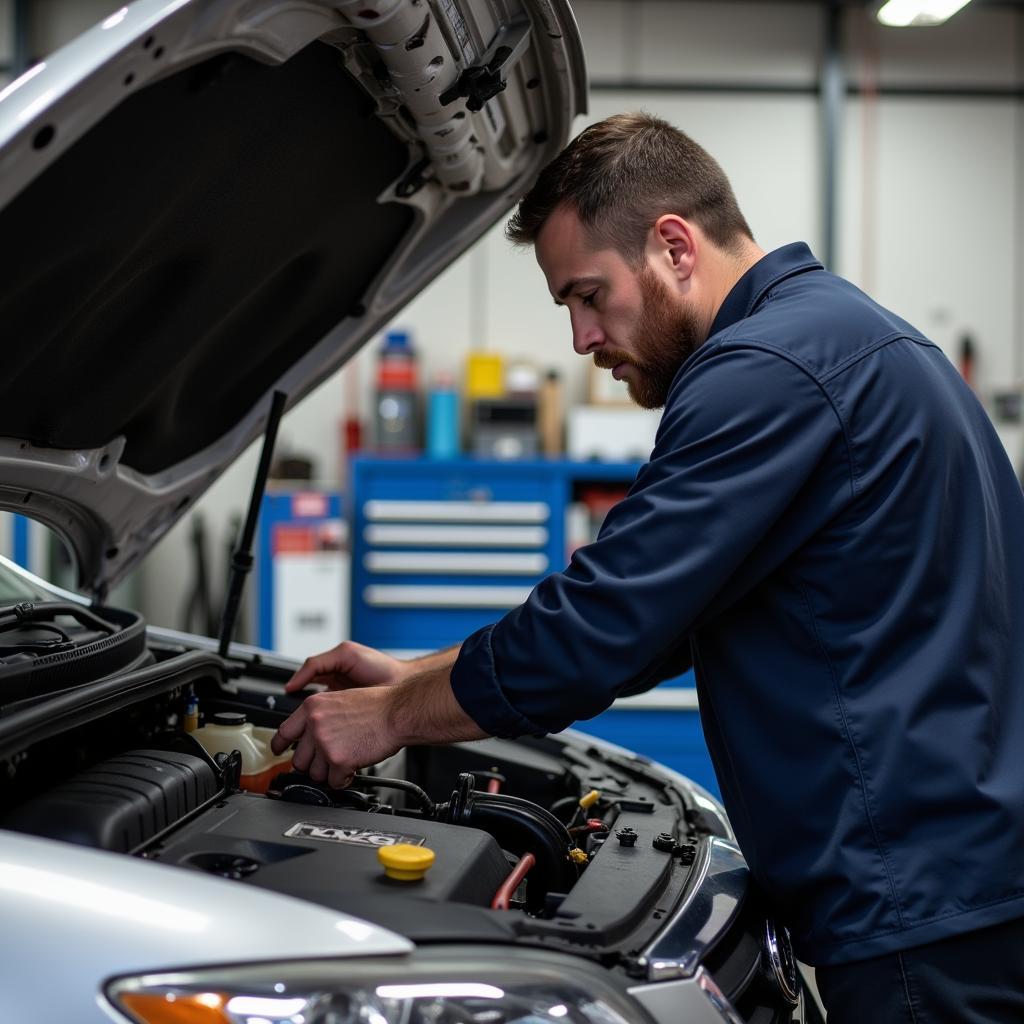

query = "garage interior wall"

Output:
[[2, 0, 1023, 629]]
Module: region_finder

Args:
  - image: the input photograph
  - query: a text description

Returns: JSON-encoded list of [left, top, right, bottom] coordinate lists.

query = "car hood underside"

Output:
[[0, 0, 586, 597]]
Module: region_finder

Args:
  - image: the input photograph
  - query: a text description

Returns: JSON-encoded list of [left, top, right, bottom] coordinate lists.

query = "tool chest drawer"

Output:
[[351, 458, 565, 652]]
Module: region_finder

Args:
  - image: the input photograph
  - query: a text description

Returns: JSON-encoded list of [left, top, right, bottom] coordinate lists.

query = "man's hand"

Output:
[[271, 660, 487, 788], [271, 685, 403, 788], [284, 640, 411, 695]]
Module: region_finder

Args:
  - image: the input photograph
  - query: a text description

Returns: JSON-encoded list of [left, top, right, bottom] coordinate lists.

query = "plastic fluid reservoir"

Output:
[[192, 711, 292, 794]]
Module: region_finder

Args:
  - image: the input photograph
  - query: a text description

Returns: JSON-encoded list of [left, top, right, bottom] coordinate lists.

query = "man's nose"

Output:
[[571, 317, 602, 355]]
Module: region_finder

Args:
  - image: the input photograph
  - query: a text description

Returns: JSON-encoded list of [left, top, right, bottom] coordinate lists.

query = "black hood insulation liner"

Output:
[[0, 42, 414, 473]]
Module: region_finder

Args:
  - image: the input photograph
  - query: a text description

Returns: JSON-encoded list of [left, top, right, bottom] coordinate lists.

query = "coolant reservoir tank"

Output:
[[192, 711, 292, 793]]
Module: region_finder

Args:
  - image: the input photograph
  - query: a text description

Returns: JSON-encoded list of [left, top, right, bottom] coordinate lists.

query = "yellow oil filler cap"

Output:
[[378, 843, 436, 882]]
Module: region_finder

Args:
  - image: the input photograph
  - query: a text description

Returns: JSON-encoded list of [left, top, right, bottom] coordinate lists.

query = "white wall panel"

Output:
[[586, 91, 822, 256], [839, 93, 1023, 461], [569, 0, 630, 80], [840, 98, 1016, 378]]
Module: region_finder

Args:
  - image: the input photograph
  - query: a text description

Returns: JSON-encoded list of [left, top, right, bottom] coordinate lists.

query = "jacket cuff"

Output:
[[450, 624, 547, 738]]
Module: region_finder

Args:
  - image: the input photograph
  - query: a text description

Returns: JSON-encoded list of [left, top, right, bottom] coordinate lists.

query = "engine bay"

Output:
[[0, 620, 720, 957], [0, 603, 808, 1021]]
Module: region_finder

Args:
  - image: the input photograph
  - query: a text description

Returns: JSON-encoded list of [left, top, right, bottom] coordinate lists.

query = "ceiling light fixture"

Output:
[[876, 0, 974, 27]]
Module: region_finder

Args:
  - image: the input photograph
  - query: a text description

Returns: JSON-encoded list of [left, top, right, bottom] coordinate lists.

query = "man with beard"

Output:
[[274, 114, 1024, 1020]]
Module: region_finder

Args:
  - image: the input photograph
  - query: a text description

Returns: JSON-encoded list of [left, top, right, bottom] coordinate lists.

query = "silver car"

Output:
[[0, 2, 812, 1022]]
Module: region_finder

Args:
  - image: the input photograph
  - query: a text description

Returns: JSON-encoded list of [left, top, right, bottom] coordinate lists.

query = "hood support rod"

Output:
[[218, 390, 287, 659]]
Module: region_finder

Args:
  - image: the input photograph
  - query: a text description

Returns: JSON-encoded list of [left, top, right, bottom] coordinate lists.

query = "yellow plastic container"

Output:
[[192, 712, 292, 793], [465, 351, 504, 399]]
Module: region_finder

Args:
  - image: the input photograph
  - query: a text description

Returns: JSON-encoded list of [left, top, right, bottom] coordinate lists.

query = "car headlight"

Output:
[[107, 949, 653, 1024]]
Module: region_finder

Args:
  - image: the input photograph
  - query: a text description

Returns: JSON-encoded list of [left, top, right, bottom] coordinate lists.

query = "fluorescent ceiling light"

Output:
[[877, 0, 974, 26]]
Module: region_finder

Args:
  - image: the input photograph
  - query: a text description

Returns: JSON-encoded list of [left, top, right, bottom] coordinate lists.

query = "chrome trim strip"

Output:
[[763, 919, 800, 1005], [696, 967, 747, 1024], [636, 836, 748, 982], [626, 967, 745, 1024]]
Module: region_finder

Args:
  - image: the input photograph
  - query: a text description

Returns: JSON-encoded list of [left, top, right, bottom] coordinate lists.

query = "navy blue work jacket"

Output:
[[451, 243, 1024, 966]]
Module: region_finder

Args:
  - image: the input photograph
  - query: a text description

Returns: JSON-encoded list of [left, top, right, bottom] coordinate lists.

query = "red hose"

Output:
[[491, 852, 536, 910], [487, 777, 501, 794]]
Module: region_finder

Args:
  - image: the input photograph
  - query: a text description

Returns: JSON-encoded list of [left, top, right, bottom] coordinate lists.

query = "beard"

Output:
[[593, 267, 706, 409]]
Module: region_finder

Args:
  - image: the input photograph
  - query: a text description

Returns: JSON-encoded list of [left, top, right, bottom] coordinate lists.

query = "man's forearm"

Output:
[[403, 643, 462, 675], [386, 661, 486, 746]]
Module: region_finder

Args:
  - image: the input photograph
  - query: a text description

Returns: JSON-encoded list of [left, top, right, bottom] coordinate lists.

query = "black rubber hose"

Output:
[[458, 791, 579, 902], [353, 774, 435, 815], [548, 795, 579, 823], [0, 601, 118, 635]]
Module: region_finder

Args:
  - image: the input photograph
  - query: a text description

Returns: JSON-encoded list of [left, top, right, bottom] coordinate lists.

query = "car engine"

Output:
[[0, 603, 806, 1021]]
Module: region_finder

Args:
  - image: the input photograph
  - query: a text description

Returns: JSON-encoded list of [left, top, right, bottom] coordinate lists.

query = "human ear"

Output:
[[652, 214, 697, 282]]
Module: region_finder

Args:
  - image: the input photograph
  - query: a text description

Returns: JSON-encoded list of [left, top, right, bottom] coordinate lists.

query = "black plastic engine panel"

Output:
[[1, 749, 217, 851], [150, 794, 514, 910]]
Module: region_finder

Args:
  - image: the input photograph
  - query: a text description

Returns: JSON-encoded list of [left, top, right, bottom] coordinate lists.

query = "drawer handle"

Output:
[[364, 500, 550, 523], [364, 525, 549, 548], [365, 552, 549, 575], [364, 585, 533, 608]]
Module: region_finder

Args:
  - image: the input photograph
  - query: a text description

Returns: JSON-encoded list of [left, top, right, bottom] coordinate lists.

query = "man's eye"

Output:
[[581, 291, 597, 307]]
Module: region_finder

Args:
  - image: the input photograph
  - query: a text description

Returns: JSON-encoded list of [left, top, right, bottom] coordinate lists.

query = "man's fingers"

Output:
[[290, 730, 317, 773], [284, 653, 329, 693], [285, 642, 364, 693], [271, 703, 306, 755], [308, 750, 330, 783], [272, 685, 398, 793]]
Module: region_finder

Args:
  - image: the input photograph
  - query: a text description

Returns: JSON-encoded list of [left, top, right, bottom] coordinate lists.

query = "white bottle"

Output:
[[192, 711, 292, 793]]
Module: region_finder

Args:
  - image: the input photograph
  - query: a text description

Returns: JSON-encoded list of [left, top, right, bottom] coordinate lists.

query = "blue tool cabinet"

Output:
[[350, 456, 719, 797]]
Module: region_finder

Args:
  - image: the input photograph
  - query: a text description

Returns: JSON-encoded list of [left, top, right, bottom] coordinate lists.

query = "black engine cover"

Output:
[[1, 749, 217, 851], [151, 794, 513, 910]]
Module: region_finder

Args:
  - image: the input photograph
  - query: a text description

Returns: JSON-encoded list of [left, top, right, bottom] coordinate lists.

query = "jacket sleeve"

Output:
[[450, 345, 845, 737], [615, 636, 695, 697]]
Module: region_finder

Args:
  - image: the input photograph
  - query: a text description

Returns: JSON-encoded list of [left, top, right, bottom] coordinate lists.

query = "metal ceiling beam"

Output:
[[590, 79, 1024, 98]]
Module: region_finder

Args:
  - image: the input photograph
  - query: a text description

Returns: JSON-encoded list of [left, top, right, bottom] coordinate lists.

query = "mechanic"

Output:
[[272, 113, 1024, 1022]]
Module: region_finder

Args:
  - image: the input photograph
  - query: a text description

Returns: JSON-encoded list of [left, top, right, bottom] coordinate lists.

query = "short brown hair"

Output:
[[506, 112, 753, 266]]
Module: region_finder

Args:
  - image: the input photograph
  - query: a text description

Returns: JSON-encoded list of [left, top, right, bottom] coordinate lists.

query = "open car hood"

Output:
[[0, 0, 586, 599]]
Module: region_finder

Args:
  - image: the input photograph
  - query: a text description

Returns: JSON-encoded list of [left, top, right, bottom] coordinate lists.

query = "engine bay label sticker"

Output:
[[284, 822, 425, 847]]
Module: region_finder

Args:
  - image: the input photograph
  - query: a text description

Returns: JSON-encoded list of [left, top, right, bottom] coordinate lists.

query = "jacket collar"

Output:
[[707, 242, 823, 339]]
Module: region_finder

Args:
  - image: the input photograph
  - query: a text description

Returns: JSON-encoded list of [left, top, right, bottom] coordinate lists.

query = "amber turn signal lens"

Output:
[[118, 991, 230, 1024]]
